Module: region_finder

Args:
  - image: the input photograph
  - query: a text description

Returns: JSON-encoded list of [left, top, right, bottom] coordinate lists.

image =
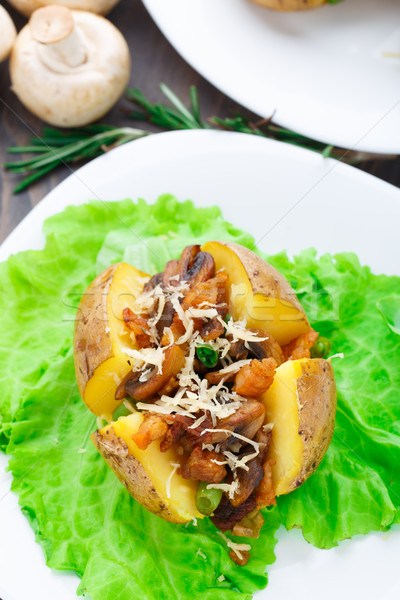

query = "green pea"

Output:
[[196, 344, 219, 368], [196, 481, 223, 515], [310, 336, 332, 358]]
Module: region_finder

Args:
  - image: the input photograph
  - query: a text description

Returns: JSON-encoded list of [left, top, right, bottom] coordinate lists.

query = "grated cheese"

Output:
[[196, 548, 207, 560], [217, 532, 251, 560], [217, 575, 225, 583], [122, 346, 165, 374], [328, 352, 344, 360], [166, 462, 180, 499], [218, 316, 268, 343]]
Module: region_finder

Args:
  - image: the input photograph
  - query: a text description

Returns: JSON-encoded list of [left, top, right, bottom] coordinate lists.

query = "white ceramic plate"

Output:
[[0, 130, 399, 600], [142, 0, 400, 154]]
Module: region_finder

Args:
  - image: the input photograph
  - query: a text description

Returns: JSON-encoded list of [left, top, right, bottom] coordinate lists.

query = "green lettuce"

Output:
[[1, 195, 400, 600]]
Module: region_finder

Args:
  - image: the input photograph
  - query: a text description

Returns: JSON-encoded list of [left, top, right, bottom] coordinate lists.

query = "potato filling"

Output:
[[114, 244, 318, 565]]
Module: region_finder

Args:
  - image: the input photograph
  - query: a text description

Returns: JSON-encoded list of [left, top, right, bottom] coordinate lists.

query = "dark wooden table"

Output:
[[1, 0, 400, 243]]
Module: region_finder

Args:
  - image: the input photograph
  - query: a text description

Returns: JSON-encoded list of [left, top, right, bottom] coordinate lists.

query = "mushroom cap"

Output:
[[29, 5, 74, 44], [10, 9, 131, 128], [0, 5, 17, 63], [5, 0, 120, 18]]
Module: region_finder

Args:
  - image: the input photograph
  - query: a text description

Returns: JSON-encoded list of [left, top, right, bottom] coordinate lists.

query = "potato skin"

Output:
[[249, 0, 326, 10], [292, 358, 336, 491], [92, 427, 186, 524], [74, 263, 117, 400], [222, 241, 307, 316]]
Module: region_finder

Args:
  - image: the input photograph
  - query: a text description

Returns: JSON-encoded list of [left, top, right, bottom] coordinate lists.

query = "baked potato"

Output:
[[74, 242, 337, 561], [74, 261, 149, 419], [202, 241, 310, 345], [92, 412, 202, 523], [262, 358, 336, 495], [249, 0, 327, 10]]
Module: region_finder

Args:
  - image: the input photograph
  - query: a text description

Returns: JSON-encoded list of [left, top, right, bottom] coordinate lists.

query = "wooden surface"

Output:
[[0, 0, 399, 243]]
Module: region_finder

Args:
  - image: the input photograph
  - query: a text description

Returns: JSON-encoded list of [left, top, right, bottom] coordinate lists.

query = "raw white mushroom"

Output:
[[10, 5, 130, 127], [0, 5, 17, 63], [5, 0, 120, 18]]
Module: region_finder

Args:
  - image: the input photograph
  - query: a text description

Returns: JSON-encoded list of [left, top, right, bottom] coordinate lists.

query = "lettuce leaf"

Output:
[[1, 195, 400, 599]]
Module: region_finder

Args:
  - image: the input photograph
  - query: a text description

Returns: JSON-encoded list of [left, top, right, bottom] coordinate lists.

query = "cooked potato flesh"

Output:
[[202, 241, 309, 345], [78, 262, 148, 418], [109, 413, 202, 522], [262, 359, 304, 496]]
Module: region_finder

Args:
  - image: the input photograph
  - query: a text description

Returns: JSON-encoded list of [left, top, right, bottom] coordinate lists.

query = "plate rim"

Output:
[[141, 0, 400, 154], [2, 129, 400, 262]]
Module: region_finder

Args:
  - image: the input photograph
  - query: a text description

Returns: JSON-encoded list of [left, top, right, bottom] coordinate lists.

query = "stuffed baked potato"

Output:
[[74, 242, 337, 563]]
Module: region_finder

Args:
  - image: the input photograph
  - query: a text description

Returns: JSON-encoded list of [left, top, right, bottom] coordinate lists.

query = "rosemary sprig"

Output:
[[5, 125, 148, 193], [5, 84, 393, 194]]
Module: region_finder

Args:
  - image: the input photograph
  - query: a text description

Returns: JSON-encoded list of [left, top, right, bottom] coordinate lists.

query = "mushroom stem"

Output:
[[29, 5, 87, 70]]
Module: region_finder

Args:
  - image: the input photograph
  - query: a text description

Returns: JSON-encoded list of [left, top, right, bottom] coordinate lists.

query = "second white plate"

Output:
[[142, 0, 400, 153]]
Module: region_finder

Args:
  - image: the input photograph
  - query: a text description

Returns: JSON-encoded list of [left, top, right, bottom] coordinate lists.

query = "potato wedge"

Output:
[[74, 262, 149, 418], [249, 0, 326, 10], [202, 241, 310, 345], [262, 357, 336, 495], [92, 412, 203, 523]]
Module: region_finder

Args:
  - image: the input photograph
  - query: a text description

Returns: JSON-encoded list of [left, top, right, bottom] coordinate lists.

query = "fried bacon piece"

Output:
[[160, 421, 186, 453], [256, 458, 276, 509], [233, 358, 276, 398], [232, 509, 265, 538], [200, 317, 225, 342], [123, 307, 151, 348], [162, 272, 229, 345], [124, 345, 185, 401], [181, 271, 228, 310], [131, 414, 168, 450], [211, 493, 257, 532], [282, 329, 319, 361], [162, 259, 180, 287], [229, 550, 250, 567], [181, 446, 227, 483], [157, 375, 180, 397]]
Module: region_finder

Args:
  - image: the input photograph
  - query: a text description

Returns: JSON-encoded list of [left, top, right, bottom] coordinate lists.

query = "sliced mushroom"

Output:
[[228, 437, 270, 508], [246, 328, 285, 366], [161, 259, 181, 288], [143, 272, 162, 293], [203, 400, 266, 446], [183, 251, 215, 287], [124, 345, 185, 401]]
